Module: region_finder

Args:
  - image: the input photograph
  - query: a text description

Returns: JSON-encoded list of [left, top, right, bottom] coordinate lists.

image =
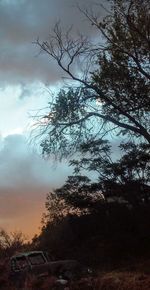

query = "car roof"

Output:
[[11, 251, 44, 259]]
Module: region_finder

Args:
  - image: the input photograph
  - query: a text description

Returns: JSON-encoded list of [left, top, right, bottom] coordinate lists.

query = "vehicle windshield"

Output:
[[28, 253, 45, 265], [15, 256, 28, 269]]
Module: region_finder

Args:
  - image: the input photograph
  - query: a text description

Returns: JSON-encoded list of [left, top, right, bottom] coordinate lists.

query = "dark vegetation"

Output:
[[31, 0, 150, 288], [0, 0, 149, 288], [34, 0, 150, 265]]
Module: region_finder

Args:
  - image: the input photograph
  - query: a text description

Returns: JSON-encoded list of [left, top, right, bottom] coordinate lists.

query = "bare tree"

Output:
[[0, 229, 26, 257]]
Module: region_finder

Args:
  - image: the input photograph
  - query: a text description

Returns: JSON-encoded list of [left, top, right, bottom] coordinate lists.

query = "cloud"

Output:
[[0, 0, 107, 85], [0, 133, 122, 238], [0, 0, 110, 238], [0, 133, 71, 238]]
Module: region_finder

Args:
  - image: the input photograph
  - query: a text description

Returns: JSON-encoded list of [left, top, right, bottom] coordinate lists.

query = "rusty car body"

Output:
[[9, 250, 80, 288]]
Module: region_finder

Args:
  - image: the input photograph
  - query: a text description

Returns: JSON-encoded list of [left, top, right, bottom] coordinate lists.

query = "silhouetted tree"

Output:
[[35, 0, 150, 254], [44, 141, 150, 211], [35, 0, 150, 160], [0, 229, 26, 257]]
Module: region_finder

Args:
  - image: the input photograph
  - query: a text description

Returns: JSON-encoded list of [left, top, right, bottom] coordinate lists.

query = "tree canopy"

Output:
[[35, 0, 150, 214], [36, 0, 150, 160]]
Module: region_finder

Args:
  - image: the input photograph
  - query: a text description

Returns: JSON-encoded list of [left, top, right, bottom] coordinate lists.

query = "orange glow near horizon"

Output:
[[0, 187, 49, 241]]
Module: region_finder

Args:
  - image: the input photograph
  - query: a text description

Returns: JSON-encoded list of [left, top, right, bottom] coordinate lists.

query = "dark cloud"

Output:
[[0, 134, 71, 237], [0, 0, 107, 85]]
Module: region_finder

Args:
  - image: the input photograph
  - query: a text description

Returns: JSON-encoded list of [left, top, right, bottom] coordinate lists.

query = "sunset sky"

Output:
[[0, 0, 106, 239]]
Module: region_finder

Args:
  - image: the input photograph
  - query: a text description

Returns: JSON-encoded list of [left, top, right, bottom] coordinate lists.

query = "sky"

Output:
[[0, 0, 107, 239]]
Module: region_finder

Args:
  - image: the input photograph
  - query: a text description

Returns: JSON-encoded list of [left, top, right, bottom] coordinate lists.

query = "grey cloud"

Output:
[[0, 133, 71, 236], [0, 134, 70, 189], [19, 85, 33, 99], [0, 0, 107, 85]]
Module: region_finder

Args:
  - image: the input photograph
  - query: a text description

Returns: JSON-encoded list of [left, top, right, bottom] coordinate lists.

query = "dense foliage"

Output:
[[36, 0, 150, 212], [37, 0, 150, 160]]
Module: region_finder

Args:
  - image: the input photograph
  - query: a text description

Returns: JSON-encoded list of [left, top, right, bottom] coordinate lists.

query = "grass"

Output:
[[1, 256, 150, 289], [3, 268, 150, 289]]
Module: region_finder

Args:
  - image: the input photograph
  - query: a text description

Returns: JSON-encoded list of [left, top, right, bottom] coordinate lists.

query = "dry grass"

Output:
[[68, 272, 150, 290], [0, 272, 150, 290], [95, 272, 150, 290], [1, 259, 150, 289], [25, 275, 57, 289]]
